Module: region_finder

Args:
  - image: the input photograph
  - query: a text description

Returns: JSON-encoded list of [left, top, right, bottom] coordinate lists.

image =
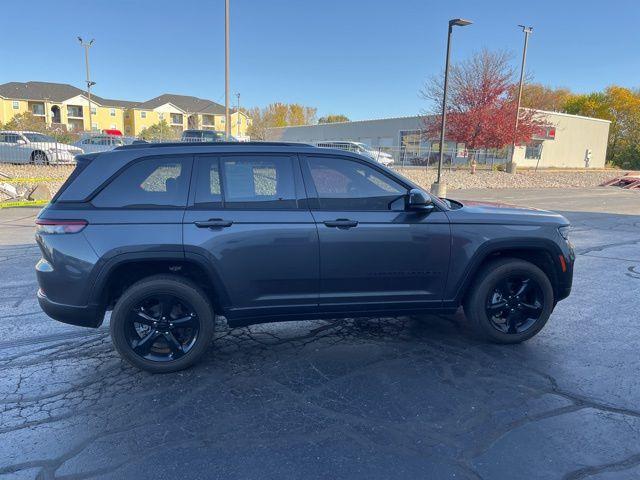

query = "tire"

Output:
[[31, 150, 49, 165], [110, 275, 215, 373], [463, 258, 554, 344]]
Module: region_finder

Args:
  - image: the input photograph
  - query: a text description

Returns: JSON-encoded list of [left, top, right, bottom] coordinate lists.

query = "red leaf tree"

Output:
[[421, 50, 545, 158]]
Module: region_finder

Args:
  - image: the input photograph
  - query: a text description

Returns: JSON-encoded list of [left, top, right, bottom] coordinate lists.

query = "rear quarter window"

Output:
[[91, 156, 192, 208]]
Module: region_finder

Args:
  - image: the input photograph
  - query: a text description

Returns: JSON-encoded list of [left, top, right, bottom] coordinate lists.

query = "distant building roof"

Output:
[[135, 93, 235, 114], [0, 81, 138, 108], [0, 81, 239, 115]]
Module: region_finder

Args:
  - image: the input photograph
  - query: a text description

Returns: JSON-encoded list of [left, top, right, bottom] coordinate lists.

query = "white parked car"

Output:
[[0, 131, 83, 165], [73, 134, 133, 153], [316, 141, 395, 166]]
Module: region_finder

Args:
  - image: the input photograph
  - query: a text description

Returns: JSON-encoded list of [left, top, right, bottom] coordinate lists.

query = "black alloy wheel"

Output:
[[485, 275, 544, 334], [463, 258, 555, 344], [124, 293, 200, 362]]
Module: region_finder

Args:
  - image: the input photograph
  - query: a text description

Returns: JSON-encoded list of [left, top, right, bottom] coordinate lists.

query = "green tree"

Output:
[[318, 114, 350, 123], [138, 120, 178, 141], [3, 112, 79, 144], [3, 112, 47, 132]]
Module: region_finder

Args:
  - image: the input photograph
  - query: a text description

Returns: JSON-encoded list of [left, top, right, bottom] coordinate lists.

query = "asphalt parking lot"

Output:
[[1, 187, 639, 480]]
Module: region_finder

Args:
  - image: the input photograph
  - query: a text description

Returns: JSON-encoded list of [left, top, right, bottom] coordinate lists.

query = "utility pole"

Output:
[[77, 37, 96, 132], [225, 0, 230, 139], [508, 25, 533, 174], [235, 92, 240, 138], [431, 18, 472, 198]]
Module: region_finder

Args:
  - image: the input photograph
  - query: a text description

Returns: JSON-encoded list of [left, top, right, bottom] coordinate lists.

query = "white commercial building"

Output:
[[267, 110, 610, 169]]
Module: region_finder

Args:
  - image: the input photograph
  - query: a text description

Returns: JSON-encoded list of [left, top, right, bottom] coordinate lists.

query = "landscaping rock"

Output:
[[27, 183, 52, 201], [0, 182, 18, 199]]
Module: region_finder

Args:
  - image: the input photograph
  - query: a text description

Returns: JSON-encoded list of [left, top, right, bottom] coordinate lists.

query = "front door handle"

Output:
[[323, 219, 358, 228], [194, 218, 233, 229]]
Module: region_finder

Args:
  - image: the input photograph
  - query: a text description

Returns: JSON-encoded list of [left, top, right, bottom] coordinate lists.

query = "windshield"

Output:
[[23, 133, 56, 143], [202, 131, 225, 141], [353, 142, 373, 152], [182, 131, 202, 139]]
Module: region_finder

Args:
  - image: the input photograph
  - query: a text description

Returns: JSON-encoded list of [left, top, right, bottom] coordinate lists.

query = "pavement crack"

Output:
[[575, 237, 640, 255]]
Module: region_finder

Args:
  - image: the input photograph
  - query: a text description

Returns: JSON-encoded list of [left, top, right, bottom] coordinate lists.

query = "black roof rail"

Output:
[[114, 141, 315, 150]]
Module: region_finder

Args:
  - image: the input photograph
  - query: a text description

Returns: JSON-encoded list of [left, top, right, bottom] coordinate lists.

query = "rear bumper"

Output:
[[37, 289, 104, 328]]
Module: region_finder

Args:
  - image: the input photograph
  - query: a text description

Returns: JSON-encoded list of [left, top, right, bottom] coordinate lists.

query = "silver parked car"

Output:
[[0, 131, 83, 164], [73, 134, 137, 153], [316, 141, 395, 166]]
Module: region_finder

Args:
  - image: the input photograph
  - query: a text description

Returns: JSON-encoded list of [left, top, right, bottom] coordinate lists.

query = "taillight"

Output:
[[35, 219, 88, 234]]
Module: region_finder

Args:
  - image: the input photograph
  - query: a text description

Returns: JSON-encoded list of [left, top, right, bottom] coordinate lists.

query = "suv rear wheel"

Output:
[[110, 275, 214, 373], [463, 258, 554, 343]]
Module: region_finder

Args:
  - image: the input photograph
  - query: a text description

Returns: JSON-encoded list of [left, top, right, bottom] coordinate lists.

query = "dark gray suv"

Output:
[[35, 142, 574, 372]]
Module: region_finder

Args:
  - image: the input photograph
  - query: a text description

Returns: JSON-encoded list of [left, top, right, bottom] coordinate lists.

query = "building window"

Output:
[[12, 101, 19, 110], [90, 106, 97, 115], [158, 113, 164, 121], [202, 115, 214, 126], [67, 105, 83, 118], [141, 111, 147, 118], [171, 113, 183, 125], [110, 108, 116, 116], [32, 104, 45, 115], [525, 141, 543, 160]]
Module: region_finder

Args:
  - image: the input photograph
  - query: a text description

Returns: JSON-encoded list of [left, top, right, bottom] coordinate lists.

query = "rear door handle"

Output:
[[323, 219, 358, 228], [194, 218, 233, 229]]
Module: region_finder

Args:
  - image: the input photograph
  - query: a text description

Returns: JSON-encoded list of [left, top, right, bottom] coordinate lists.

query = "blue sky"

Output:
[[2, 0, 639, 120]]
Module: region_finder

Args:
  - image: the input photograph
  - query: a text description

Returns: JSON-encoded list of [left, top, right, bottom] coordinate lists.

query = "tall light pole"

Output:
[[508, 25, 533, 174], [235, 92, 240, 137], [431, 18, 472, 197], [224, 0, 230, 139], [77, 37, 96, 132]]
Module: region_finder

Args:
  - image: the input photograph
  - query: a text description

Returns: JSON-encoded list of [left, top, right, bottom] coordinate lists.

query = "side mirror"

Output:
[[407, 188, 434, 211]]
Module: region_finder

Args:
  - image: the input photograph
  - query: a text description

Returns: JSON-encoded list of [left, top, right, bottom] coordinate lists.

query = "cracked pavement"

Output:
[[0, 187, 638, 479]]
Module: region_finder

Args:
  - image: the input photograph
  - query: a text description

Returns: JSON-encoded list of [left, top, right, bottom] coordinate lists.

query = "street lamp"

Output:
[[431, 18, 472, 198], [508, 25, 533, 174], [224, 0, 230, 140], [77, 37, 96, 132]]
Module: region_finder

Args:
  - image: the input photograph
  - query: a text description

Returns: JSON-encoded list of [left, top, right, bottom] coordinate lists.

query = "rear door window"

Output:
[[194, 155, 297, 209], [92, 156, 192, 208], [193, 156, 223, 208], [221, 155, 297, 209]]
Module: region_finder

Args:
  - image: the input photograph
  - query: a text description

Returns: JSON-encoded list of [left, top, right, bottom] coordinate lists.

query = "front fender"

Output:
[[444, 228, 569, 306]]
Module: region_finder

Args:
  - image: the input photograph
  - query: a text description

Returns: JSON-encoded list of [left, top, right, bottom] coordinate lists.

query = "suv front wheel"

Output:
[[463, 258, 554, 343], [110, 275, 215, 373]]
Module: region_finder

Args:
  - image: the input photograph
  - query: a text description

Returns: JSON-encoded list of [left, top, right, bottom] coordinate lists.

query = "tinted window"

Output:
[[0, 134, 20, 143], [194, 157, 223, 207], [221, 155, 296, 209], [202, 131, 224, 142], [306, 156, 405, 210], [23, 133, 55, 143], [92, 156, 191, 208]]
